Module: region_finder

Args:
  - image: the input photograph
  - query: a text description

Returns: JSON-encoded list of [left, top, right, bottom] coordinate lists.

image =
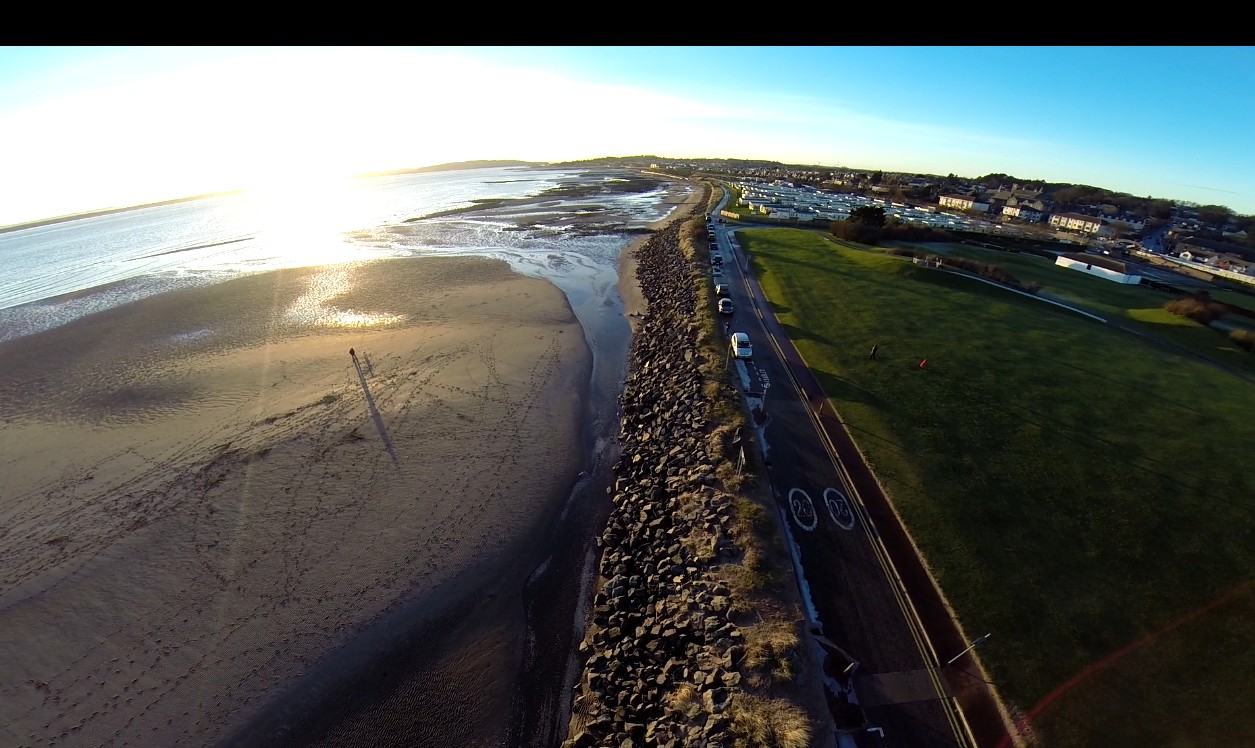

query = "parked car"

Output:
[[729, 331, 752, 359], [718, 298, 733, 314], [715, 284, 729, 297]]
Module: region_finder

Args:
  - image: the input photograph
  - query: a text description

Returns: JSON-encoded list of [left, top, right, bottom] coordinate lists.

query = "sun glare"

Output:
[[233, 170, 379, 262], [243, 168, 363, 216]]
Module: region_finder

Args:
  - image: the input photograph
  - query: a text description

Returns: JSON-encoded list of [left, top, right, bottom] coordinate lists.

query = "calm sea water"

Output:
[[0, 165, 679, 345]]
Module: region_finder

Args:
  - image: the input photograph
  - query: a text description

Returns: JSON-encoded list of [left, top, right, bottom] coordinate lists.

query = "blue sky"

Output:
[[2, 46, 1253, 227]]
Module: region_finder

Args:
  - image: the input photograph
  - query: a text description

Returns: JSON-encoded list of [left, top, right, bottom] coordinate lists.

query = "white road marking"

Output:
[[824, 487, 856, 531], [789, 487, 818, 532]]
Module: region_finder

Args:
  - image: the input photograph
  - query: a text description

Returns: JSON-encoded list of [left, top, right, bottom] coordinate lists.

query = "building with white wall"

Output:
[[939, 194, 990, 213], [1050, 212, 1106, 235], [1055, 252, 1142, 284]]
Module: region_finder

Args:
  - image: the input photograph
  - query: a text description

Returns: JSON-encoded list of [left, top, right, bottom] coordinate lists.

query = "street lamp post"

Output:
[[946, 633, 991, 667]]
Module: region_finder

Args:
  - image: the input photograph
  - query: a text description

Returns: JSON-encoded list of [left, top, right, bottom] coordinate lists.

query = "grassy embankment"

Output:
[[739, 228, 1255, 747]]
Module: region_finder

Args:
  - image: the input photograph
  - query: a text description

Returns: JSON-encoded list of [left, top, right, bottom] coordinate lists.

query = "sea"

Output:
[[0, 165, 676, 345]]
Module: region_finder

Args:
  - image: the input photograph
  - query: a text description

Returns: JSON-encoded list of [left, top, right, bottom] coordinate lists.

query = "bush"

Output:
[[829, 221, 883, 245], [935, 255, 1029, 290], [883, 224, 955, 243], [1165, 297, 1228, 325], [830, 221, 956, 246], [1230, 329, 1255, 353]]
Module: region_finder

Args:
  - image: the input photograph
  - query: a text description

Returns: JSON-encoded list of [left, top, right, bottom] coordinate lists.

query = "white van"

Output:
[[730, 332, 752, 359]]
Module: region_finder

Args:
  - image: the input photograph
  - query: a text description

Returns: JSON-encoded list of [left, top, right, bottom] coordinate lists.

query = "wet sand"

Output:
[[0, 255, 590, 747]]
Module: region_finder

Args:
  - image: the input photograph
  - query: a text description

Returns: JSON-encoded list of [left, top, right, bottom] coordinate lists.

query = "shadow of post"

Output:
[[350, 349, 401, 468]]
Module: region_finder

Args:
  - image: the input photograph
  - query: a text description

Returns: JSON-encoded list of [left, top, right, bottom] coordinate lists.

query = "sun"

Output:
[[235, 166, 376, 243]]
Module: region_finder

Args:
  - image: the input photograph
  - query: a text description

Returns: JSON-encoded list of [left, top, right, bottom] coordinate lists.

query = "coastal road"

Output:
[[708, 208, 1007, 747]]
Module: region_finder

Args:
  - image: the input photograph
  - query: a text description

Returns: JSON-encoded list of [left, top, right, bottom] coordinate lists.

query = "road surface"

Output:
[[708, 202, 1010, 747]]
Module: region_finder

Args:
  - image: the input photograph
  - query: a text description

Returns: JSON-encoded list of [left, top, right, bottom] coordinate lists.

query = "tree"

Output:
[[870, 170, 883, 186], [848, 206, 886, 228], [1198, 204, 1234, 226], [1109, 220, 1138, 240], [831, 220, 883, 245], [1147, 199, 1174, 220]]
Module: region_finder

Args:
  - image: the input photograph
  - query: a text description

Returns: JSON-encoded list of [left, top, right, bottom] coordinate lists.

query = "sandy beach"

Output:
[[0, 255, 591, 746]]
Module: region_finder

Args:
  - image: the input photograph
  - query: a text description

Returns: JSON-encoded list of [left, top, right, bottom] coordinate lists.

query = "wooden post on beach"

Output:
[[349, 348, 401, 468]]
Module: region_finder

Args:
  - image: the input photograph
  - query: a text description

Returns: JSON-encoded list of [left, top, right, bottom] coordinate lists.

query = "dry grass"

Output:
[[682, 525, 719, 564], [665, 681, 704, 719], [703, 377, 725, 403], [742, 616, 802, 684], [681, 221, 704, 261], [719, 538, 770, 599], [706, 421, 740, 463], [722, 495, 771, 591], [730, 494, 769, 539], [716, 461, 750, 494], [729, 692, 813, 748]]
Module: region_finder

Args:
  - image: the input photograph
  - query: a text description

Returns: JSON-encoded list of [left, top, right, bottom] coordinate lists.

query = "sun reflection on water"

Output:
[[285, 265, 405, 328]]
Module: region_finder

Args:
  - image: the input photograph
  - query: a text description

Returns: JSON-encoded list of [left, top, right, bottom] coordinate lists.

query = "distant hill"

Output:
[[553, 155, 791, 171], [353, 160, 541, 178]]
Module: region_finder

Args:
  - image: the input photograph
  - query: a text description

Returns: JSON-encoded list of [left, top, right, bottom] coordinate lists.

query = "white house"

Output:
[[939, 194, 990, 213], [1050, 212, 1106, 235], [1102, 213, 1146, 233], [1177, 249, 1216, 264], [1002, 205, 1043, 223], [1055, 252, 1142, 284]]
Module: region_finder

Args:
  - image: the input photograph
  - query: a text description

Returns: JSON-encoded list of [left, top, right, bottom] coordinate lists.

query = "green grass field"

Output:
[[1211, 288, 1255, 313], [740, 228, 1255, 747], [891, 242, 1255, 377]]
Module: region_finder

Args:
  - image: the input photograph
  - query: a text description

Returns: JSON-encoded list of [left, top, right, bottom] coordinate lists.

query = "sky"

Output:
[[2, 45, 1254, 228]]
